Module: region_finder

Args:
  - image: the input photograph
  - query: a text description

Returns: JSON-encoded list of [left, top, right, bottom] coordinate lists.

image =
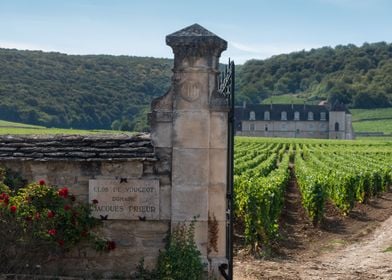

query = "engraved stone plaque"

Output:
[[89, 179, 159, 220]]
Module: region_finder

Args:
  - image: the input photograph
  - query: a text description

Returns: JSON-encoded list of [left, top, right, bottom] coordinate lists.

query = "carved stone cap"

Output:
[[166, 24, 227, 57]]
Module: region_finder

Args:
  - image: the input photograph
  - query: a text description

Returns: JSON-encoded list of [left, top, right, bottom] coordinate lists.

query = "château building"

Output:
[[235, 102, 354, 139]]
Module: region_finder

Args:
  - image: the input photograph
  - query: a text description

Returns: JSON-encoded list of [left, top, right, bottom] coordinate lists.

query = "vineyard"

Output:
[[234, 137, 392, 252]]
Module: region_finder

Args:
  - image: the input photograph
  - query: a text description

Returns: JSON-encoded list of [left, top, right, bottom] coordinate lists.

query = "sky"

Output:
[[0, 0, 392, 64]]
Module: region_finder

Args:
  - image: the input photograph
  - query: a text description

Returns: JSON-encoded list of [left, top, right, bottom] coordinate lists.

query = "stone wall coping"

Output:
[[0, 133, 157, 162]]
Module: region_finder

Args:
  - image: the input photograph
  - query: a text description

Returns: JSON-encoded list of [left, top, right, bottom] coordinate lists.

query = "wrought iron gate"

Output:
[[217, 59, 235, 280]]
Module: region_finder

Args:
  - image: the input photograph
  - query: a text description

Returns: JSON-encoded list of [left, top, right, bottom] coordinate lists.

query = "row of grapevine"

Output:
[[234, 139, 291, 250], [234, 137, 392, 251], [294, 142, 392, 223]]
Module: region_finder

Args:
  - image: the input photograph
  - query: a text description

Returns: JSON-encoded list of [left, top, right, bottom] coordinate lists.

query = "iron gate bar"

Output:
[[217, 59, 235, 280]]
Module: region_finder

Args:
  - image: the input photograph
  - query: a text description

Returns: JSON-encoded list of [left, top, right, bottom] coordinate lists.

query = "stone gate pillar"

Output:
[[150, 23, 229, 277]]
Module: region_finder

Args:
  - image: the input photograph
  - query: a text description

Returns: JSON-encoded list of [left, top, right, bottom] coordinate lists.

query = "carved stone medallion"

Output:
[[180, 80, 200, 102]]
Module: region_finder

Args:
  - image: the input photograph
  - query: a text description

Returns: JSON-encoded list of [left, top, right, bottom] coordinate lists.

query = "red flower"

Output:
[[47, 210, 55, 218], [106, 240, 116, 251], [92, 199, 99, 204], [48, 229, 57, 236], [9, 205, 17, 213], [0, 193, 9, 205], [39, 179, 46, 185], [64, 205, 71, 211], [35, 212, 40, 220], [58, 187, 69, 198], [57, 239, 65, 246]]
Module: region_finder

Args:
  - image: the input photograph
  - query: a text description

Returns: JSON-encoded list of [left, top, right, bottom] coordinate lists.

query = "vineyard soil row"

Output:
[[234, 137, 392, 279]]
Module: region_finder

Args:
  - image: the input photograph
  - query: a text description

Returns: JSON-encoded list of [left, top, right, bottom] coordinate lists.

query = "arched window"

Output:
[[249, 111, 255, 121], [307, 111, 314, 120], [281, 111, 287, 121], [264, 111, 270, 120], [320, 112, 326, 121], [294, 111, 300, 120], [335, 122, 339, 131]]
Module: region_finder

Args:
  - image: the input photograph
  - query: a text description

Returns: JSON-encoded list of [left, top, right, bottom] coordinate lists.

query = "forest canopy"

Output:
[[0, 42, 391, 130], [236, 42, 392, 108], [0, 49, 172, 130]]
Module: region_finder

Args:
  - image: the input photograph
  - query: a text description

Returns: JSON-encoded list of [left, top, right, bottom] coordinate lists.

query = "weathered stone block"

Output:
[[151, 121, 172, 148], [172, 186, 208, 220], [172, 148, 209, 186], [208, 183, 227, 221], [160, 184, 171, 220], [143, 162, 154, 175], [210, 111, 228, 149], [208, 221, 226, 258], [101, 161, 143, 178], [209, 148, 227, 185], [154, 147, 172, 174], [172, 110, 210, 148]]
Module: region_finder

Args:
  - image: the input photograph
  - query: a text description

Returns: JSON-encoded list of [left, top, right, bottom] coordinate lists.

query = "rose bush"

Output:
[[0, 175, 115, 274]]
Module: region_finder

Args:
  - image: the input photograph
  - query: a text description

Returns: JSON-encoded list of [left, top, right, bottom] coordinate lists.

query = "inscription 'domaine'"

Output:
[[89, 179, 159, 220]]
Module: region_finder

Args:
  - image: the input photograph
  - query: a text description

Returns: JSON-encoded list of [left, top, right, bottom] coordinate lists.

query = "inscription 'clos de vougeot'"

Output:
[[89, 179, 159, 220]]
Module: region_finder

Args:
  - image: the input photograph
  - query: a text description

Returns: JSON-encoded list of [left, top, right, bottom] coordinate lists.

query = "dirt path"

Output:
[[234, 172, 392, 280], [302, 214, 392, 279]]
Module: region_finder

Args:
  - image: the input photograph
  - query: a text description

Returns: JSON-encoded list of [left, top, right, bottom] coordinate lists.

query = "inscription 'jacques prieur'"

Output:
[[89, 179, 160, 220]]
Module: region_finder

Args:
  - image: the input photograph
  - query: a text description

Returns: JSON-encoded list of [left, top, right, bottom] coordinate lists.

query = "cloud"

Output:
[[229, 41, 323, 63]]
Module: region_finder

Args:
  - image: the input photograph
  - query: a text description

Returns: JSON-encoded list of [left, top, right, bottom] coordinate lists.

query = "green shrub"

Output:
[[156, 221, 203, 280], [134, 220, 203, 280]]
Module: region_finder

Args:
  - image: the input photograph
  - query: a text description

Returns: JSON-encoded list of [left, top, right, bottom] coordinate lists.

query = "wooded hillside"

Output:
[[0, 42, 391, 130], [236, 42, 392, 108], [0, 48, 172, 130]]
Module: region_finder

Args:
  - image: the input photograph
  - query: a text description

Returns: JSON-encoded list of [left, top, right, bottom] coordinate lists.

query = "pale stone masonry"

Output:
[[150, 23, 230, 277], [0, 133, 171, 278], [0, 24, 231, 279], [236, 102, 355, 139]]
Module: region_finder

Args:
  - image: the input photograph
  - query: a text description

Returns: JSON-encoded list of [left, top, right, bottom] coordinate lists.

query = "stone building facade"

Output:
[[235, 102, 354, 139]]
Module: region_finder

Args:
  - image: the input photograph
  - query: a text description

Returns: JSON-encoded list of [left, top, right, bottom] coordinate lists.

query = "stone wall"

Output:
[[0, 23, 230, 279], [0, 134, 171, 278]]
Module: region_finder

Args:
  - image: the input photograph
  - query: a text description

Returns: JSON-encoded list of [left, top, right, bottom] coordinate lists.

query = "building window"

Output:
[[264, 111, 270, 120], [307, 111, 314, 120], [281, 111, 287, 121], [320, 112, 326, 121], [249, 111, 255, 121], [250, 123, 255, 131], [335, 122, 339, 131], [294, 111, 300, 121], [265, 125, 268, 131]]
